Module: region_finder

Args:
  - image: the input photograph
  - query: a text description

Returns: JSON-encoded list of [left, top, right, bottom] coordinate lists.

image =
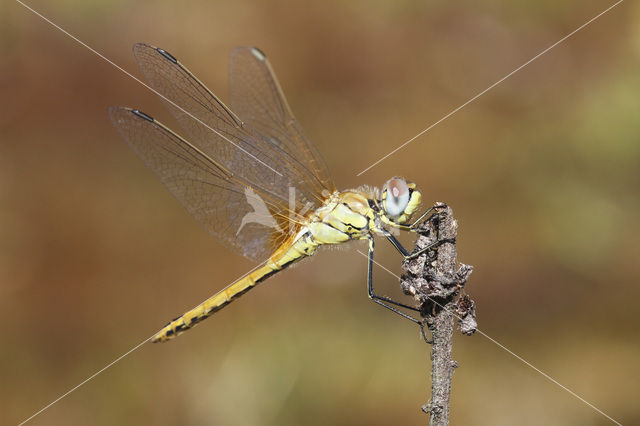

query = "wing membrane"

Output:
[[132, 43, 332, 214], [228, 47, 335, 197], [108, 107, 293, 262]]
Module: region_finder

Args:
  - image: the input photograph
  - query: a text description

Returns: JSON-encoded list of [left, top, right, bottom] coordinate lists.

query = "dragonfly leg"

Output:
[[384, 231, 448, 260], [410, 204, 445, 229], [391, 204, 444, 233], [367, 237, 432, 343]]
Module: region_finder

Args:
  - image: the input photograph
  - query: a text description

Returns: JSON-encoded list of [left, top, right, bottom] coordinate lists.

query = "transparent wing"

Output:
[[132, 43, 332, 214], [108, 107, 295, 262], [228, 47, 335, 197]]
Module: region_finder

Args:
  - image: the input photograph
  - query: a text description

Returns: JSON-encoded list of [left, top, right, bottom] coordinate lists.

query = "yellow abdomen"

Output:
[[151, 231, 317, 343], [151, 190, 375, 343]]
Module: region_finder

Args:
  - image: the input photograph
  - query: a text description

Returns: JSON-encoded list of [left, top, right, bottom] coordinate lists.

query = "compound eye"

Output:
[[383, 178, 410, 218]]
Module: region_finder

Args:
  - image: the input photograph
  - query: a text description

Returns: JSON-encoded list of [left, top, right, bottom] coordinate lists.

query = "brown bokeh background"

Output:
[[2, 1, 639, 425]]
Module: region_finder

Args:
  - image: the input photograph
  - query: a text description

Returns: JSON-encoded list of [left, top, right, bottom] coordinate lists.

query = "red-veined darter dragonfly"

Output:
[[109, 44, 438, 343]]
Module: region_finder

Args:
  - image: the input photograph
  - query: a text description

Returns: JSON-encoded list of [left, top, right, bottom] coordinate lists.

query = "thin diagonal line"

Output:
[[14, 0, 283, 177], [356, 250, 622, 425], [18, 258, 270, 425], [17, 336, 151, 426], [473, 329, 621, 425], [356, 0, 624, 176]]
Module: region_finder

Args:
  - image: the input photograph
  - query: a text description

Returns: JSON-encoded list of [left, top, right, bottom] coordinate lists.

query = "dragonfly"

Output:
[[109, 44, 440, 343]]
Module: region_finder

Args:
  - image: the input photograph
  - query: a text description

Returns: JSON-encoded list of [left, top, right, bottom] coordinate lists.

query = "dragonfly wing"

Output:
[[132, 43, 326, 214], [108, 107, 293, 262], [228, 47, 335, 198]]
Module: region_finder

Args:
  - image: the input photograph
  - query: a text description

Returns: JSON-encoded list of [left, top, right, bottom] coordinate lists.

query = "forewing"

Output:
[[108, 106, 292, 262], [229, 47, 335, 198], [132, 43, 326, 214]]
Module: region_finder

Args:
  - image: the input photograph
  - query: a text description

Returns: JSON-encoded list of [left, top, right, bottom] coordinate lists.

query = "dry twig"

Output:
[[401, 204, 476, 425]]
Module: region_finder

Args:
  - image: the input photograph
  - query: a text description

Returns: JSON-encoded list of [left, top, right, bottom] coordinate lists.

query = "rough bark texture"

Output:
[[401, 204, 476, 426]]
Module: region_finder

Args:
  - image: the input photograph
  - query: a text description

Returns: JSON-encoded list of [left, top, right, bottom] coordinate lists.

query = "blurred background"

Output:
[[2, 0, 639, 424]]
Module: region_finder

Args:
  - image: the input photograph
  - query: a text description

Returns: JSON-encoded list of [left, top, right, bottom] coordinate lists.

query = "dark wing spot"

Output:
[[132, 109, 154, 122], [156, 48, 178, 63], [250, 47, 267, 61]]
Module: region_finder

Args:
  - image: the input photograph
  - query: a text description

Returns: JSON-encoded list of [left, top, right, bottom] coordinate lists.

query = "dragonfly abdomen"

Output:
[[151, 233, 317, 343]]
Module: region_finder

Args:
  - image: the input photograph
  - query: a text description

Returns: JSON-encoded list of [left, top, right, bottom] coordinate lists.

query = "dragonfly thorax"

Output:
[[302, 191, 374, 245], [303, 177, 422, 246]]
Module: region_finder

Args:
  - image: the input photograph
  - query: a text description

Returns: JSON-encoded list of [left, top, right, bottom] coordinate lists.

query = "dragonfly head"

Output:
[[381, 177, 422, 224]]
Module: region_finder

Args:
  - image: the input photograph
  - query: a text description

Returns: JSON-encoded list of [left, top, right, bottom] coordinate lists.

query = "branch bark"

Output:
[[401, 204, 476, 426]]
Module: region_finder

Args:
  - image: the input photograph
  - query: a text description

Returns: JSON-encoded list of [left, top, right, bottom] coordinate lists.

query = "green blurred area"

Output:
[[2, 0, 639, 425]]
